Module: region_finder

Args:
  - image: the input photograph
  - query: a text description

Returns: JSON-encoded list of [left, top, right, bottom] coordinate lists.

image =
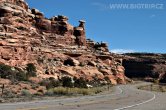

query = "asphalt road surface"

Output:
[[0, 82, 166, 110]]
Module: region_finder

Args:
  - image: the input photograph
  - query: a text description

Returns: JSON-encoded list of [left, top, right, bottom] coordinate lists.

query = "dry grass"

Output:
[[46, 86, 111, 96], [138, 84, 166, 92]]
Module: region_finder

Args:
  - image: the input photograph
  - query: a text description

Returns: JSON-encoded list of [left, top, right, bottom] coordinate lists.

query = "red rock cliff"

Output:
[[0, 0, 128, 85]]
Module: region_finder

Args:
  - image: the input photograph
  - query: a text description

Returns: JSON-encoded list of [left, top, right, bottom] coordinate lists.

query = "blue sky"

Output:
[[26, 0, 166, 53]]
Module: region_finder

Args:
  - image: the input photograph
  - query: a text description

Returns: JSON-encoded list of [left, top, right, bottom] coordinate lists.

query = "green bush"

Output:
[[26, 63, 37, 77], [15, 67, 28, 81], [0, 64, 13, 79], [40, 79, 51, 89], [61, 76, 73, 88], [16, 71, 27, 81], [74, 77, 87, 88], [49, 77, 61, 87], [40, 77, 61, 89], [0, 64, 29, 81], [0, 63, 40, 82], [21, 90, 31, 97]]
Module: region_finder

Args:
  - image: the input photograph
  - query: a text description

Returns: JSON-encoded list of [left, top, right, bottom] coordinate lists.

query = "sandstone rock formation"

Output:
[[123, 53, 166, 83], [0, 0, 128, 86]]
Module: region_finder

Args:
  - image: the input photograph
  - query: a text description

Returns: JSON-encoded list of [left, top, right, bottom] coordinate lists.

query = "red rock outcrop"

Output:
[[0, 0, 128, 85], [123, 53, 166, 83]]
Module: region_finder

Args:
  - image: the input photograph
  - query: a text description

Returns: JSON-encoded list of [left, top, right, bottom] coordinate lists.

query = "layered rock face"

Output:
[[0, 0, 128, 85], [123, 53, 166, 83]]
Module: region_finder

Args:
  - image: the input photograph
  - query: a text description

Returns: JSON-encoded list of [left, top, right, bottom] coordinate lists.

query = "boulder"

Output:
[[16, 0, 29, 11], [36, 19, 51, 32], [59, 67, 76, 77], [79, 20, 85, 30], [99, 69, 113, 75], [105, 75, 117, 85], [117, 65, 125, 73], [0, 41, 7, 46], [31, 8, 40, 15], [57, 15, 68, 21], [31, 8, 44, 18], [116, 73, 126, 84], [1, 51, 12, 60], [0, 6, 12, 13]]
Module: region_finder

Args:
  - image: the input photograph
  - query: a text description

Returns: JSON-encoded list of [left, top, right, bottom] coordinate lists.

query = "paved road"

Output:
[[0, 82, 166, 110]]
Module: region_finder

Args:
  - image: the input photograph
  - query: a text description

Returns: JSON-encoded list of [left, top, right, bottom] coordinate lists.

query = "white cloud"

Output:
[[111, 49, 135, 54]]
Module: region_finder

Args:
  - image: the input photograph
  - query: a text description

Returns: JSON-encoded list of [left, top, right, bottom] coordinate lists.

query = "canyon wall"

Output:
[[123, 53, 166, 83], [0, 0, 128, 85]]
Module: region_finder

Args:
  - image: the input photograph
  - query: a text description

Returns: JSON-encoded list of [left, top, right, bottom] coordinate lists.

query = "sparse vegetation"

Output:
[[0, 63, 38, 82], [41, 76, 112, 96], [46, 86, 108, 96], [21, 90, 31, 97], [138, 84, 166, 92], [15, 67, 28, 81], [0, 64, 28, 81], [0, 63, 37, 81], [17, 26, 27, 30], [40, 77, 61, 89], [15, 19, 23, 23], [0, 63, 112, 101]]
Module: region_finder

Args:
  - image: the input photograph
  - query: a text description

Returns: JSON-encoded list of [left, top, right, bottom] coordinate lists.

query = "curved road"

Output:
[[0, 82, 166, 110]]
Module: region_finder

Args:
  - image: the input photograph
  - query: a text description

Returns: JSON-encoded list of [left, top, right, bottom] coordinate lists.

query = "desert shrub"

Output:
[[45, 89, 54, 96], [17, 26, 27, 30], [0, 64, 28, 81], [74, 77, 87, 88], [0, 64, 13, 79], [53, 87, 69, 95], [154, 79, 159, 84], [49, 77, 61, 87], [15, 19, 23, 23], [15, 70, 27, 81], [3, 90, 16, 98], [40, 78, 61, 89], [49, 87, 104, 96], [104, 76, 110, 81], [40, 79, 51, 89], [26, 63, 37, 77], [21, 90, 31, 97], [61, 76, 73, 88]]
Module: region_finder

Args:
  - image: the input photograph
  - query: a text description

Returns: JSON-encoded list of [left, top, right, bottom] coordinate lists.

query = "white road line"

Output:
[[76, 86, 123, 100], [116, 86, 123, 95], [114, 90, 156, 110]]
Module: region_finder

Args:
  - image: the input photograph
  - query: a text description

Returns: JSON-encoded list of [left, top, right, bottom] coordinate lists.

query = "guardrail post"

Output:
[[1, 84, 4, 97]]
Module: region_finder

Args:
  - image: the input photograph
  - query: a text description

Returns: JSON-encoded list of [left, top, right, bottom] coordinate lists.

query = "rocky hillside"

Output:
[[123, 53, 166, 83], [0, 0, 128, 89]]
